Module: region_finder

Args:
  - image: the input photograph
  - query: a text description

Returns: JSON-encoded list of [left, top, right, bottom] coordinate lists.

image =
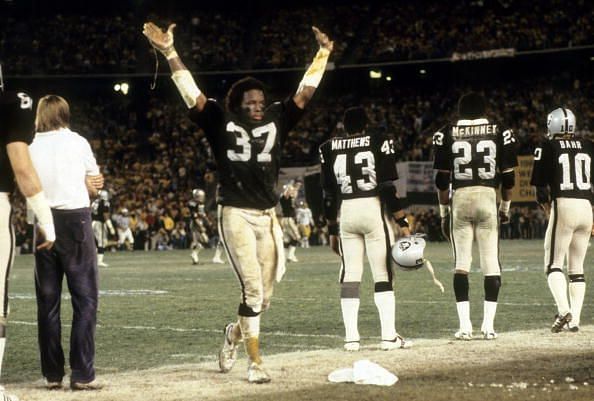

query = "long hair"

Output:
[[224, 77, 266, 114], [35, 94, 70, 132]]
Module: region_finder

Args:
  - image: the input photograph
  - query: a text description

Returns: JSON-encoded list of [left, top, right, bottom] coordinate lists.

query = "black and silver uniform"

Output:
[[91, 199, 110, 222], [190, 98, 304, 209], [0, 91, 35, 192], [433, 120, 518, 189], [530, 137, 593, 201], [319, 132, 398, 201], [279, 194, 296, 218]]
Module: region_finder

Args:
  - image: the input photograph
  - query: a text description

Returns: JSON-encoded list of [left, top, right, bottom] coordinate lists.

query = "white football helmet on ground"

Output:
[[391, 235, 426, 270]]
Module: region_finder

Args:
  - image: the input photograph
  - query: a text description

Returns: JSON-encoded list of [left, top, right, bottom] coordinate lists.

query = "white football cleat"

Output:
[[212, 256, 225, 264], [454, 331, 473, 341], [98, 261, 109, 267], [191, 252, 199, 265], [551, 312, 572, 333], [287, 255, 299, 263], [247, 361, 271, 384], [380, 334, 413, 350], [218, 323, 239, 373], [343, 341, 360, 352], [482, 331, 498, 340]]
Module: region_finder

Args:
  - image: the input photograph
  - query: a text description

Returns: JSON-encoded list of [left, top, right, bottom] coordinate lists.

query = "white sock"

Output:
[[481, 301, 498, 333], [374, 291, 397, 340], [98, 254, 104, 264], [341, 298, 360, 342], [213, 246, 222, 260], [239, 315, 260, 338], [288, 246, 296, 259], [569, 281, 586, 326], [456, 301, 472, 332], [547, 271, 570, 315], [0, 337, 5, 378]]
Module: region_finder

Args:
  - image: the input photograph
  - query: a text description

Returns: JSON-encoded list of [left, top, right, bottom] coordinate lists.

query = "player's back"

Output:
[[433, 118, 517, 190], [532, 137, 593, 201], [320, 132, 397, 201]]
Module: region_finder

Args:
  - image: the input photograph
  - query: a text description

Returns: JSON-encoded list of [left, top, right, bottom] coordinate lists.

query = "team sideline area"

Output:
[[5, 240, 593, 400]]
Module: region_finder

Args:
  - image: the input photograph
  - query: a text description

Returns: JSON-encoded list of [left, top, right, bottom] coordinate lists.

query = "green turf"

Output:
[[4, 240, 592, 383]]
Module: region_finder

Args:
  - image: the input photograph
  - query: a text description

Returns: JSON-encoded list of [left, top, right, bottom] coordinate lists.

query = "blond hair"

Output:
[[35, 95, 70, 132]]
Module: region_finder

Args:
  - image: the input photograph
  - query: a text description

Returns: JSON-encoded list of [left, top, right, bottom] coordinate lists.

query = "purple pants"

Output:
[[34, 208, 98, 383]]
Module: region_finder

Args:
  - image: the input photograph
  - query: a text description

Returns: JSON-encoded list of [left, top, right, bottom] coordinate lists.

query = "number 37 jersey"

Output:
[[433, 119, 518, 190], [319, 132, 398, 200], [530, 137, 593, 201]]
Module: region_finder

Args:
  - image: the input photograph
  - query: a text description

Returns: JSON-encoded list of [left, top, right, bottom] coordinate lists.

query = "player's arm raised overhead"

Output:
[[292, 26, 334, 110], [142, 22, 207, 112]]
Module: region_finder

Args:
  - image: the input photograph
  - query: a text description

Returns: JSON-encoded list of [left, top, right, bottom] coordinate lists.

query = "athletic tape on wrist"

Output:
[[166, 50, 179, 60], [298, 48, 330, 92], [499, 200, 511, 214], [171, 70, 201, 109], [26, 191, 56, 241]]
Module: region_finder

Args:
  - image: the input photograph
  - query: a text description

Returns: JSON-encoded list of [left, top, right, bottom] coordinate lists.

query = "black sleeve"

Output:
[[319, 143, 338, 221], [432, 128, 450, 171], [375, 135, 399, 183], [268, 97, 306, 140], [188, 100, 225, 144], [530, 141, 551, 187], [0, 91, 35, 145], [499, 129, 519, 171]]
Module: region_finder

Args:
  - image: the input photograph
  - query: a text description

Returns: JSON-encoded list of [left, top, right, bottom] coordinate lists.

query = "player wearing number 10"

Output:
[[142, 22, 333, 383], [433, 93, 518, 340], [530, 108, 593, 333]]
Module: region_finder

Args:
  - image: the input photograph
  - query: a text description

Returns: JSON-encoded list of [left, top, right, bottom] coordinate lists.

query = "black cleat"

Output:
[[551, 312, 572, 333]]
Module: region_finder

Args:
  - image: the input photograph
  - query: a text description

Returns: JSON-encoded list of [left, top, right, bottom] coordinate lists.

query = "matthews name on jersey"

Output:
[[530, 137, 593, 201], [0, 91, 35, 193], [319, 132, 398, 202], [190, 98, 304, 210], [433, 119, 518, 189]]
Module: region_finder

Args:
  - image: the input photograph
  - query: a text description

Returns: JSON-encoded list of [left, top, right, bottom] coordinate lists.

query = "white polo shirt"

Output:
[[29, 127, 100, 210]]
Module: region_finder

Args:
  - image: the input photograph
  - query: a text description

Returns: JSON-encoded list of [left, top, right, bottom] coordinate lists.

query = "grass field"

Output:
[[4, 240, 594, 400]]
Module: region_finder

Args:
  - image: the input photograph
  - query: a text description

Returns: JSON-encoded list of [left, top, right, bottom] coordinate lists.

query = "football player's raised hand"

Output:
[[312, 26, 333, 52], [143, 22, 176, 55]]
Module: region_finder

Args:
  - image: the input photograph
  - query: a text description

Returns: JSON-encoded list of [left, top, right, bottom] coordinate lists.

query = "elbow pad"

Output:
[[536, 187, 550, 204], [435, 171, 450, 190], [501, 171, 515, 189], [378, 182, 405, 213]]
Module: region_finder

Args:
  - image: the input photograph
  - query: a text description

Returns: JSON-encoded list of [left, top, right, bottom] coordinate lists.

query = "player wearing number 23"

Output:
[[433, 93, 518, 340], [530, 108, 593, 333]]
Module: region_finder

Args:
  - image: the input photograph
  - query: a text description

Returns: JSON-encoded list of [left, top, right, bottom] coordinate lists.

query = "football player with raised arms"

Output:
[[280, 179, 302, 262], [433, 93, 518, 340], [320, 106, 413, 351], [142, 22, 333, 383], [0, 69, 55, 401], [530, 108, 592, 333]]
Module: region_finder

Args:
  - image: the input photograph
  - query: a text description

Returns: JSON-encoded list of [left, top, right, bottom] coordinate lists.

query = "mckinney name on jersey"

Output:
[[451, 123, 498, 138]]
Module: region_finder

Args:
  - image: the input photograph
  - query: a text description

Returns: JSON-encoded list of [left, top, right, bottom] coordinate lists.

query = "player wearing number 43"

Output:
[[530, 108, 593, 333], [319, 106, 413, 352], [433, 93, 518, 340], [142, 22, 333, 383]]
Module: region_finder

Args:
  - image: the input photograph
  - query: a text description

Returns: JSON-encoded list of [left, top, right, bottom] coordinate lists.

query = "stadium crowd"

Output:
[[1, 0, 593, 74]]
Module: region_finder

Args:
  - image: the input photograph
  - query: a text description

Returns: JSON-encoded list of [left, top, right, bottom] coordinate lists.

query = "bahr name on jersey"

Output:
[[452, 124, 497, 138], [331, 136, 370, 150], [559, 140, 582, 149]]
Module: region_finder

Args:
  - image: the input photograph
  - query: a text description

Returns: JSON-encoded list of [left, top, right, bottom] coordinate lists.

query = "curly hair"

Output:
[[225, 76, 266, 114]]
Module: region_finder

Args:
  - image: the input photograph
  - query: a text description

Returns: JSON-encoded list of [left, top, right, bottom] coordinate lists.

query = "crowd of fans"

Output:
[[1, 1, 593, 74]]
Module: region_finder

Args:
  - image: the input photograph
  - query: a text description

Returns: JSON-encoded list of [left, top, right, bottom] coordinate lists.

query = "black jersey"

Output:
[[530, 136, 593, 202], [91, 199, 110, 222], [433, 118, 518, 190], [190, 98, 304, 209], [279, 194, 296, 218], [0, 91, 35, 193], [319, 132, 399, 201]]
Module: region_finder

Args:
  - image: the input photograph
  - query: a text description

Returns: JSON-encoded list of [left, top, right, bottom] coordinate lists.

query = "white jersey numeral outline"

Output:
[[452, 139, 497, 181], [226, 121, 277, 162], [558, 152, 591, 191], [333, 151, 377, 194]]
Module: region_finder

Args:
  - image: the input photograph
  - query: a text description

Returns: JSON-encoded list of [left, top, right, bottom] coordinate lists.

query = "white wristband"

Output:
[[439, 204, 450, 218], [26, 191, 56, 242], [166, 50, 179, 60], [171, 70, 202, 109], [298, 48, 331, 92], [499, 200, 511, 214]]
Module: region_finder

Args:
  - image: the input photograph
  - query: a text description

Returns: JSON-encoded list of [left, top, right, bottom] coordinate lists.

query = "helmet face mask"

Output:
[[546, 107, 576, 139], [391, 235, 426, 271]]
